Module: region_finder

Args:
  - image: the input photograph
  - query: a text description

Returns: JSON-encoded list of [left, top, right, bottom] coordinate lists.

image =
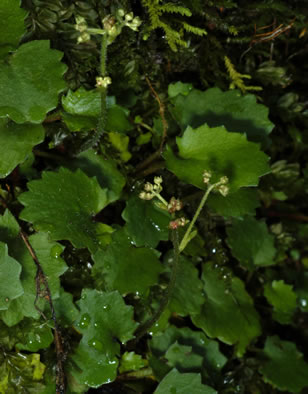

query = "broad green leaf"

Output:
[[169, 86, 274, 145], [165, 342, 203, 370], [15, 320, 53, 352], [0, 242, 23, 310], [19, 167, 108, 253], [0, 352, 46, 393], [164, 124, 270, 192], [0, 40, 67, 123], [1, 233, 67, 326], [53, 289, 79, 328], [154, 369, 217, 394], [70, 289, 138, 388], [27, 232, 67, 299], [192, 263, 261, 356], [149, 326, 227, 378], [62, 88, 101, 117], [92, 228, 163, 295], [0, 210, 68, 325], [119, 352, 147, 374], [168, 81, 193, 98], [264, 280, 297, 324], [122, 195, 170, 248], [226, 217, 276, 270], [0, 0, 27, 59], [0, 119, 44, 178], [208, 188, 260, 217], [62, 88, 133, 133], [169, 256, 204, 316], [260, 336, 308, 393], [70, 149, 125, 204]]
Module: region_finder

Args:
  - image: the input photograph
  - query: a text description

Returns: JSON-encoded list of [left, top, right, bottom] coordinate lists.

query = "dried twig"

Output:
[[135, 77, 168, 174], [19, 231, 66, 394]]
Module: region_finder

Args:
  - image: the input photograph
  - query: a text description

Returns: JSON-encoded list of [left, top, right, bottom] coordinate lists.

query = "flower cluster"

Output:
[[167, 197, 183, 214], [139, 177, 163, 201], [169, 217, 189, 230], [75, 11, 142, 45], [95, 76, 112, 89], [203, 170, 229, 197]]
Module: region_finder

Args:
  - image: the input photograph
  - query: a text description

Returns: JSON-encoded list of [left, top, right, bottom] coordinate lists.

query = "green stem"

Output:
[[179, 183, 216, 252], [153, 192, 168, 207], [97, 33, 108, 135], [134, 229, 180, 340]]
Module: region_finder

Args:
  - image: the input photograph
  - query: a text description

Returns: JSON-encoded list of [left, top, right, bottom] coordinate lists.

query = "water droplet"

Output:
[[50, 244, 63, 259], [300, 298, 307, 308], [103, 304, 110, 311], [212, 248, 216, 254], [88, 338, 104, 351], [94, 322, 98, 327], [79, 313, 91, 328], [81, 293, 87, 300], [87, 262, 92, 269]]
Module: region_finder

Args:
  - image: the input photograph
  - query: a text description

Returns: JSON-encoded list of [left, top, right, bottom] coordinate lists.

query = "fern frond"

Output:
[[224, 56, 262, 94], [159, 4, 192, 17], [182, 22, 207, 36], [141, 0, 207, 51]]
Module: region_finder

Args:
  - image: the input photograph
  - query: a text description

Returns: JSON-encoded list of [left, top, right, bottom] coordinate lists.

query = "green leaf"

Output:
[[122, 195, 170, 248], [27, 232, 67, 299], [0, 119, 44, 178], [119, 352, 147, 374], [169, 256, 204, 316], [53, 289, 79, 328], [164, 124, 270, 193], [260, 336, 308, 393], [208, 188, 260, 217], [154, 369, 217, 394], [226, 217, 276, 270], [149, 325, 227, 377], [192, 263, 261, 356], [0, 210, 68, 325], [15, 320, 53, 352], [69, 289, 138, 388], [92, 228, 163, 295], [0, 40, 67, 124], [19, 167, 108, 253], [62, 88, 101, 118], [106, 105, 133, 134], [0, 0, 27, 58], [70, 149, 126, 204], [0, 241, 23, 310], [62, 88, 133, 133], [264, 280, 297, 324], [169, 86, 274, 145], [168, 82, 193, 98]]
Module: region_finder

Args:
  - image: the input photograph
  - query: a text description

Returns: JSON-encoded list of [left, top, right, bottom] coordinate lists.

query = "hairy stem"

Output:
[[97, 33, 108, 135]]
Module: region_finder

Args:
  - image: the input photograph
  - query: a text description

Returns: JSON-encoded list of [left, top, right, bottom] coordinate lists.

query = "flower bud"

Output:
[[203, 170, 212, 184], [219, 176, 229, 185], [144, 182, 153, 192], [125, 12, 134, 22], [154, 176, 163, 185], [218, 185, 229, 197]]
